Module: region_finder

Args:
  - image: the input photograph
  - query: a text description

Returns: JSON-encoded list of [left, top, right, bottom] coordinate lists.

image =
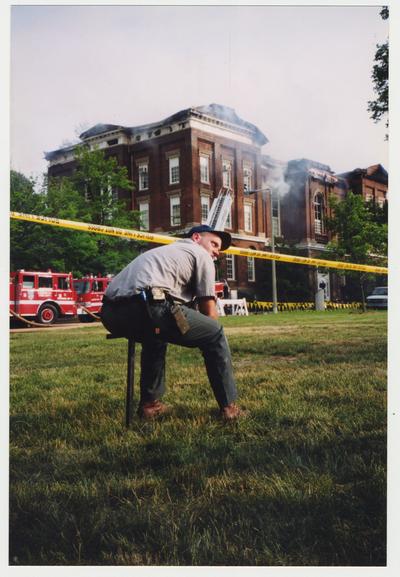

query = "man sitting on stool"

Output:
[[101, 225, 246, 421]]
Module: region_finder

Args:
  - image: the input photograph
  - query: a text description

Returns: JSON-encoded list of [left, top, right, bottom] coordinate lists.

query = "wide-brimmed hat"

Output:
[[185, 225, 231, 251]]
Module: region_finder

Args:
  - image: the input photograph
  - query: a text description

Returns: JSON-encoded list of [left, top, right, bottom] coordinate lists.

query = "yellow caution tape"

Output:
[[248, 301, 363, 311], [10, 211, 388, 275]]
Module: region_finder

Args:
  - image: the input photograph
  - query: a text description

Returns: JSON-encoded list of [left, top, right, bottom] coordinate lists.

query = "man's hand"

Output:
[[197, 297, 218, 319]]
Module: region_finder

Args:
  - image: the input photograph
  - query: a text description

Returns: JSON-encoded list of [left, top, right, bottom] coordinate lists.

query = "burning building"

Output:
[[46, 104, 282, 298], [338, 164, 388, 206], [45, 104, 388, 302]]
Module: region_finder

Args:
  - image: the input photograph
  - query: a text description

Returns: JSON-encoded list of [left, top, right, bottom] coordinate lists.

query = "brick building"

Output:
[[338, 164, 388, 206], [279, 159, 387, 300], [45, 104, 388, 301], [46, 104, 280, 298]]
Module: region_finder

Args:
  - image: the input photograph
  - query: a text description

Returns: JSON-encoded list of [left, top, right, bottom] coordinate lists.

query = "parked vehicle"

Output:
[[10, 270, 77, 324], [10, 270, 230, 326], [366, 286, 388, 309], [73, 275, 113, 322]]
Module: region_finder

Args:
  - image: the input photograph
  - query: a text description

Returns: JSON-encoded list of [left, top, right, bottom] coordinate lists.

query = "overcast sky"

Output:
[[9, 2, 389, 181]]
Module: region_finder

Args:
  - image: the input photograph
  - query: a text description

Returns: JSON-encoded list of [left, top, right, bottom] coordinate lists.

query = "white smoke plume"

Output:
[[267, 160, 290, 198]]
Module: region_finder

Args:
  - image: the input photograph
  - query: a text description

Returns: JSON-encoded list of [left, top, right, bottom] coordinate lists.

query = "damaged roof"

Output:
[[338, 164, 388, 184], [79, 123, 130, 139], [77, 103, 268, 146]]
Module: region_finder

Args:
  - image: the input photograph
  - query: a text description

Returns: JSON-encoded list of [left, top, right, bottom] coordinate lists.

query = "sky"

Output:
[[9, 2, 389, 181]]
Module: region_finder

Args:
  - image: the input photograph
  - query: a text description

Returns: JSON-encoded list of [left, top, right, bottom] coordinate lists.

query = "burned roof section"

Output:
[[79, 123, 130, 139], [73, 103, 268, 146], [338, 164, 388, 185]]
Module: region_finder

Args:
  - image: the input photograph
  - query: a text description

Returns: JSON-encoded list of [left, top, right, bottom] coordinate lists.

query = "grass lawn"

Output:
[[9, 310, 387, 566]]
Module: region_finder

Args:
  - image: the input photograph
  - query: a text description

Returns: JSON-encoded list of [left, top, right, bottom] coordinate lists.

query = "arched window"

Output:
[[314, 193, 325, 234]]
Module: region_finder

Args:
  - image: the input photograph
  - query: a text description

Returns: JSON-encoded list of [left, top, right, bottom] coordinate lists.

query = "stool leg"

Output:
[[126, 338, 135, 427]]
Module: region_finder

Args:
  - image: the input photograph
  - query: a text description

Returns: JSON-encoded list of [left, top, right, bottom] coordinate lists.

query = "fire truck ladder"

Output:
[[206, 187, 233, 231]]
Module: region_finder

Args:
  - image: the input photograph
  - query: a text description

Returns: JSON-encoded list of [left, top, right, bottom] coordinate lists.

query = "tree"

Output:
[[72, 145, 134, 226], [10, 146, 142, 276], [368, 7, 388, 136], [10, 171, 48, 271], [326, 192, 388, 309], [255, 242, 314, 302], [68, 145, 142, 274]]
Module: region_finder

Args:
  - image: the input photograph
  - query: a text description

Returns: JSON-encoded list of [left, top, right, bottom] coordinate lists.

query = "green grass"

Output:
[[9, 310, 387, 566]]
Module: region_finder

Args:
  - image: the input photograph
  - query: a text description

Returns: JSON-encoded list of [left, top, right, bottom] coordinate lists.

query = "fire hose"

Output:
[[10, 305, 101, 327], [79, 304, 101, 321], [9, 309, 56, 328]]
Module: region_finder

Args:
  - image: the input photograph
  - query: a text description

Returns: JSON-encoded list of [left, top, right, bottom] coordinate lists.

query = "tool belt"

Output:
[[103, 287, 181, 305], [103, 288, 189, 335]]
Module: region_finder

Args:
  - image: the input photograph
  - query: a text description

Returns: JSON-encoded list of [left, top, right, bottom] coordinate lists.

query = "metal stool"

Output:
[[106, 334, 135, 427]]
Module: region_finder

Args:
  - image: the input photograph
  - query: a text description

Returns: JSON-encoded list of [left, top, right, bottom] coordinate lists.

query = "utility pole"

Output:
[[269, 190, 278, 314]]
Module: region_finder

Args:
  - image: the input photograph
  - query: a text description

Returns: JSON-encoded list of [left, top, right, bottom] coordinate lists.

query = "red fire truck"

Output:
[[73, 275, 113, 322], [10, 270, 77, 324], [214, 281, 224, 298], [10, 270, 229, 326]]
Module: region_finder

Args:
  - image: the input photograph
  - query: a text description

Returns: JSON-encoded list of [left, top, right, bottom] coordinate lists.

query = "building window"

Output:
[[169, 156, 180, 185], [243, 167, 252, 193], [244, 203, 253, 232], [139, 201, 149, 230], [271, 191, 281, 237], [314, 193, 325, 234], [138, 163, 149, 191], [247, 257, 255, 282], [170, 196, 181, 226], [222, 160, 232, 189], [201, 195, 210, 224], [365, 186, 374, 202], [225, 205, 232, 229], [226, 254, 235, 280], [200, 155, 210, 184]]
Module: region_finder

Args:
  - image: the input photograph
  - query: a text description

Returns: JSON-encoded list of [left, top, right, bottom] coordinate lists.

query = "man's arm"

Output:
[[197, 297, 218, 320]]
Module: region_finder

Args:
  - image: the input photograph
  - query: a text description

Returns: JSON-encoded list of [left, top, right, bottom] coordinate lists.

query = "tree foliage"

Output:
[[326, 191, 387, 307], [255, 242, 314, 302], [327, 192, 387, 264], [10, 147, 142, 276], [368, 7, 388, 135]]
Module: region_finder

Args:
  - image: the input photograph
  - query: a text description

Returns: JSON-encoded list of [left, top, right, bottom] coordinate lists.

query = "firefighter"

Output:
[[101, 225, 246, 421]]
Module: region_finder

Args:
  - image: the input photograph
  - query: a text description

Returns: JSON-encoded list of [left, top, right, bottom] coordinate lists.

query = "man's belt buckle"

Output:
[[151, 287, 165, 301]]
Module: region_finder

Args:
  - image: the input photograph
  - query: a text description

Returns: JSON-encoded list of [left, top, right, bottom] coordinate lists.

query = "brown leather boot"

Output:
[[220, 403, 248, 420], [137, 400, 170, 419]]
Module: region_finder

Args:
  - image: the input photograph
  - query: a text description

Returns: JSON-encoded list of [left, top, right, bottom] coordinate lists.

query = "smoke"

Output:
[[267, 160, 290, 198], [196, 103, 239, 125]]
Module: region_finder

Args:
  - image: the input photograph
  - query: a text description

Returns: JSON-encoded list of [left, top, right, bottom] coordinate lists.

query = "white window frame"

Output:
[[170, 196, 181, 226], [243, 166, 252, 193], [139, 201, 149, 231], [225, 205, 232, 229], [244, 203, 253, 232], [200, 195, 210, 224], [200, 155, 210, 184], [138, 163, 149, 191], [314, 193, 325, 235], [169, 156, 180, 185], [222, 160, 232, 189], [271, 191, 281, 237], [226, 254, 235, 281], [247, 257, 255, 282]]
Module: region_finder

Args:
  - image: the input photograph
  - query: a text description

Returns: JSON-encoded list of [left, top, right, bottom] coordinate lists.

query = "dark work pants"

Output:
[[101, 300, 237, 408]]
